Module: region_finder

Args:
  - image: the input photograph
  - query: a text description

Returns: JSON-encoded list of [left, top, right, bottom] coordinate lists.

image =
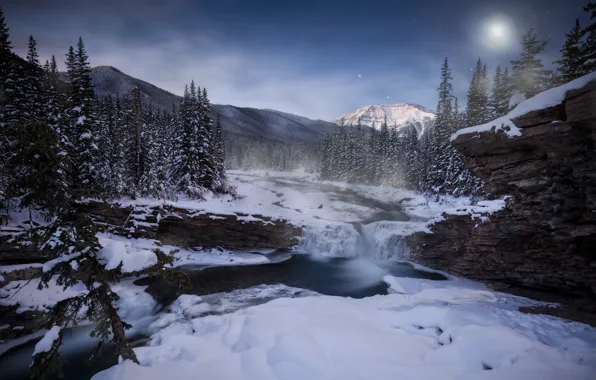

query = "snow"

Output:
[[428, 199, 507, 225], [115, 172, 504, 260], [333, 103, 435, 135], [0, 277, 87, 313], [0, 263, 43, 273], [95, 233, 271, 270], [32, 326, 61, 356], [452, 71, 596, 142], [92, 277, 596, 380], [509, 93, 526, 109], [97, 236, 158, 273], [43, 252, 82, 273]]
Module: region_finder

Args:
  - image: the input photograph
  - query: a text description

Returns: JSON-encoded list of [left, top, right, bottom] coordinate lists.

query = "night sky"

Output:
[[3, 0, 590, 120]]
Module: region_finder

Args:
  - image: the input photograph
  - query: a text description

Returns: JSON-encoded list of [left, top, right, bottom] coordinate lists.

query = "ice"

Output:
[[359, 221, 428, 260], [452, 72, 596, 142], [91, 278, 596, 380], [298, 223, 360, 257], [32, 326, 61, 356]]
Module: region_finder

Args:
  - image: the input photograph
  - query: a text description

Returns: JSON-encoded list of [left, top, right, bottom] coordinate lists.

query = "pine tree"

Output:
[[490, 65, 513, 118], [173, 83, 203, 197], [5, 122, 69, 216], [122, 87, 145, 197], [24, 35, 44, 122], [511, 29, 552, 97], [65, 38, 99, 198], [583, 2, 596, 73], [198, 87, 215, 190], [212, 114, 227, 191], [555, 19, 589, 83], [403, 123, 420, 190], [466, 58, 491, 126], [0, 6, 27, 128], [428, 58, 454, 192]]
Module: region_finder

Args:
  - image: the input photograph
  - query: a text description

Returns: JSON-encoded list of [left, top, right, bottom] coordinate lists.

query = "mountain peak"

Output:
[[333, 103, 435, 134]]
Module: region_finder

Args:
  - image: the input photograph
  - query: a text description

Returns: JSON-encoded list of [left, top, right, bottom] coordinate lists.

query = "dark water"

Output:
[[138, 254, 446, 305], [0, 325, 119, 380], [0, 255, 445, 380]]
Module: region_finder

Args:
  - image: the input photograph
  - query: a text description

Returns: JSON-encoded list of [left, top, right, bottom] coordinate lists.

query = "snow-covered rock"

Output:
[[91, 277, 596, 380], [334, 103, 435, 135]]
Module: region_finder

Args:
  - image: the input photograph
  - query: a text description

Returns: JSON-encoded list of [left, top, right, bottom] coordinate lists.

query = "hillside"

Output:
[[79, 66, 339, 143]]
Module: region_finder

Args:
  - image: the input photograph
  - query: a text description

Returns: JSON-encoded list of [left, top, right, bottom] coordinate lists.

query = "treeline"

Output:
[[321, 3, 596, 196], [0, 9, 230, 224], [224, 133, 320, 171]]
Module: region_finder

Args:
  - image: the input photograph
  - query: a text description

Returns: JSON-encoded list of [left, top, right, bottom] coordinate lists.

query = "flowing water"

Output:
[[0, 174, 444, 379]]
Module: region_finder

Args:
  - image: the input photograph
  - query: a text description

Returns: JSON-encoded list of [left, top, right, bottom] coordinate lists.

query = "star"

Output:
[[358, 74, 362, 78]]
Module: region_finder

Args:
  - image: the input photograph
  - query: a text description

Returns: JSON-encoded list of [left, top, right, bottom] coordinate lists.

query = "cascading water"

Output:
[[298, 219, 421, 260]]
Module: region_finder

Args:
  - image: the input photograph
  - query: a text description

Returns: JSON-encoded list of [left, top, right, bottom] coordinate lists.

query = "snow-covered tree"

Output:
[[466, 59, 491, 126], [556, 19, 590, 83], [65, 38, 99, 198], [511, 29, 552, 98], [583, 2, 596, 73], [490, 65, 513, 118]]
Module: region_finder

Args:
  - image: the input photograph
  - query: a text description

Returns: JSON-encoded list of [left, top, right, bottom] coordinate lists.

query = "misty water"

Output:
[[0, 175, 446, 380]]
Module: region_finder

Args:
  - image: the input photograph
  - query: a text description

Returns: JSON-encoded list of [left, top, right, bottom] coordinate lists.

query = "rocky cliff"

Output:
[[407, 76, 596, 298]]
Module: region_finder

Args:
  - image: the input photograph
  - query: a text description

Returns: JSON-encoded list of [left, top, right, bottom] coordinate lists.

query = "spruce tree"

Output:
[[583, 2, 596, 73], [428, 58, 454, 192], [122, 87, 145, 197], [173, 83, 204, 197], [24, 35, 44, 122], [198, 87, 215, 190], [555, 19, 589, 82], [212, 114, 227, 191], [65, 38, 99, 198], [467, 58, 491, 126], [511, 29, 552, 97], [490, 65, 513, 118]]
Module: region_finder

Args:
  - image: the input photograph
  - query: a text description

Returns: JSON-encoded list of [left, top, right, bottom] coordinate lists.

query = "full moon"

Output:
[[490, 24, 504, 38]]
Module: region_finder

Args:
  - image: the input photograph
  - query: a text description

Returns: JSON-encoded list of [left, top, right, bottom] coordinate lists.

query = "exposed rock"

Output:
[[0, 265, 42, 283], [158, 209, 301, 249], [407, 78, 596, 297], [0, 306, 47, 341], [76, 201, 301, 250]]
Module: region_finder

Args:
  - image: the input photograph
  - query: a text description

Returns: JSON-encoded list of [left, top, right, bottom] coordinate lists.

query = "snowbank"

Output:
[[452, 72, 596, 142], [32, 326, 61, 356], [0, 277, 87, 314], [92, 278, 596, 380]]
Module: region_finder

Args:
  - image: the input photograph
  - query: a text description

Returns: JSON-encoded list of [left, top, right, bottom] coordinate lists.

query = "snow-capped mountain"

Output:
[[61, 66, 340, 143], [334, 104, 435, 135]]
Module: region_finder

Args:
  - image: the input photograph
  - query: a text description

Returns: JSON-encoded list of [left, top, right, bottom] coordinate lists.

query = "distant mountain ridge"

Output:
[[334, 103, 435, 135], [62, 66, 340, 143]]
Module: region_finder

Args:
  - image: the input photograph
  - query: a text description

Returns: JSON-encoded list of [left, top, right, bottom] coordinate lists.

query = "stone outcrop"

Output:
[[407, 78, 596, 297], [79, 201, 302, 250], [0, 202, 302, 266]]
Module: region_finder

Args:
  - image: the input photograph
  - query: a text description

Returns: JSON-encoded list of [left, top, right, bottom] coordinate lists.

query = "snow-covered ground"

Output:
[[92, 275, 596, 380], [451, 71, 596, 141], [2, 170, 596, 380], [114, 170, 503, 261]]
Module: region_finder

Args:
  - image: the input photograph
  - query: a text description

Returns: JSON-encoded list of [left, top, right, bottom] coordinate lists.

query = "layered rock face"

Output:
[[0, 202, 301, 267], [78, 201, 302, 250], [407, 78, 596, 296]]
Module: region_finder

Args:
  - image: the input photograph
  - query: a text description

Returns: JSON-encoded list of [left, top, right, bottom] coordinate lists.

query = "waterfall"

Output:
[[298, 220, 418, 261]]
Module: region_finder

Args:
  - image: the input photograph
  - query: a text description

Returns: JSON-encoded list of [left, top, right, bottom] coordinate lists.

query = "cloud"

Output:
[[85, 41, 441, 120]]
